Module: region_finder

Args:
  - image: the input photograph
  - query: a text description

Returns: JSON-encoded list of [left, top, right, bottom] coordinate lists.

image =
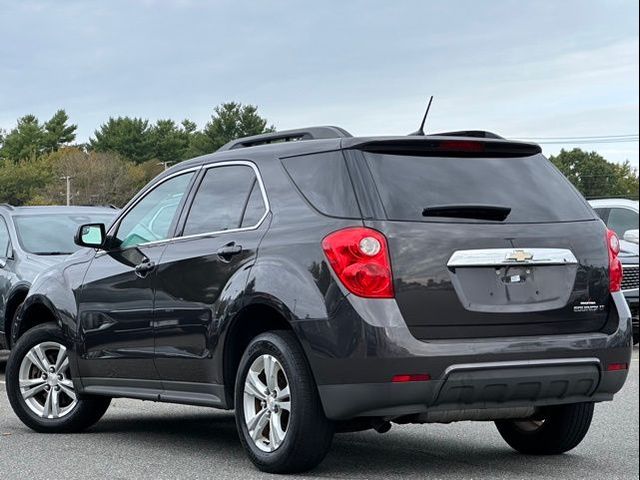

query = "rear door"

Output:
[[153, 161, 269, 390], [352, 142, 609, 339]]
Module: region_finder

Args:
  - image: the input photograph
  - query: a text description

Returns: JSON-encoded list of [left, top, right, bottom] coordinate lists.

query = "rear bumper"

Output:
[[296, 291, 633, 420]]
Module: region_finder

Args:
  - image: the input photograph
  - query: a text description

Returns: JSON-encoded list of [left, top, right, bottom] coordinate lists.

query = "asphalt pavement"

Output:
[[0, 348, 638, 480]]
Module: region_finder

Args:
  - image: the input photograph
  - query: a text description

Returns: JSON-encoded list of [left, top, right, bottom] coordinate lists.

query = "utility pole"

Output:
[[158, 161, 175, 171], [60, 176, 73, 206]]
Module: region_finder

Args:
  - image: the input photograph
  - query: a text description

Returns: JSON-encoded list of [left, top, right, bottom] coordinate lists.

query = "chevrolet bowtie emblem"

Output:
[[506, 250, 534, 262]]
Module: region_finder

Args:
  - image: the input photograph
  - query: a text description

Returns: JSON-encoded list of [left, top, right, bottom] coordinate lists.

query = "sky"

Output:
[[1, 0, 638, 167]]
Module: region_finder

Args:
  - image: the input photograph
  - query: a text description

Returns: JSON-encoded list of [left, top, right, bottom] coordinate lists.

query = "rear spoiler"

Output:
[[342, 136, 542, 157]]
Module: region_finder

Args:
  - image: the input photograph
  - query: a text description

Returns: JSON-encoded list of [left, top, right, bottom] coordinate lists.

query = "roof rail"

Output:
[[217, 126, 352, 152], [430, 130, 505, 140], [0, 203, 14, 210]]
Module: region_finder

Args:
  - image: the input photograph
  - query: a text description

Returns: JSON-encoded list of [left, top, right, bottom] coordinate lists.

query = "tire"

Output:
[[234, 331, 334, 473], [6, 323, 111, 433], [495, 403, 594, 455]]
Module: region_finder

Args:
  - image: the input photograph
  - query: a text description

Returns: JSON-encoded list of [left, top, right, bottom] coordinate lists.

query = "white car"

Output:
[[589, 198, 639, 244], [589, 198, 639, 343]]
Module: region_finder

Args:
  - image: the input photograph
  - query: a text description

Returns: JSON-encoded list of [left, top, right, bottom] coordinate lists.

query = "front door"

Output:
[[76, 170, 197, 385], [153, 162, 269, 390]]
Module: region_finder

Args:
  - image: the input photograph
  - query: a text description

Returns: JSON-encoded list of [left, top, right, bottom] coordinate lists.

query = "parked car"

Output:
[[5, 128, 632, 474], [589, 198, 639, 344], [0, 205, 117, 350]]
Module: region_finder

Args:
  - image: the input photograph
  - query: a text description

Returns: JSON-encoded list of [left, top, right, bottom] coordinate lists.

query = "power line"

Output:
[[535, 138, 638, 145], [517, 133, 639, 140]]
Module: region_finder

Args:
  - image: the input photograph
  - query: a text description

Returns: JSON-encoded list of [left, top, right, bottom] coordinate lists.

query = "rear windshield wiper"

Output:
[[422, 204, 511, 221]]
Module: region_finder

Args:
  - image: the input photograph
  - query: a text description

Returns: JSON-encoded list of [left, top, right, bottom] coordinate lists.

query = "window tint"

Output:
[[115, 172, 194, 249], [364, 153, 594, 223], [240, 180, 267, 228], [282, 151, 360, 218], [607, 208, 638, 237], [183, 165, 259, 236], [593, 208, 609, 223], [0, 217, 10, 258]]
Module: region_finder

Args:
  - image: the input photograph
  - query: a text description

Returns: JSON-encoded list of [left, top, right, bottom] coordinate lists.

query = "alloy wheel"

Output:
[[18, 341, 77, 419], [243, 354, 291, 452]]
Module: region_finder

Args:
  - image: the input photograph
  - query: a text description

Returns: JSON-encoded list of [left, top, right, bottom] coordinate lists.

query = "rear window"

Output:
[[364, 153, 594, 223]]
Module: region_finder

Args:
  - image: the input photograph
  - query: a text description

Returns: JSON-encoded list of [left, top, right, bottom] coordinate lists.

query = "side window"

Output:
[[607, 208, 638, 238], [114, 172, 195, 249], [240, 180, 267, 228], [183, 165, 263, 236], [0, 217, 10, 258]]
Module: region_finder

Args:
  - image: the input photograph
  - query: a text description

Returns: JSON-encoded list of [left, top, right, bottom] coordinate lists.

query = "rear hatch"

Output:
[[348, 138, 610, 339]]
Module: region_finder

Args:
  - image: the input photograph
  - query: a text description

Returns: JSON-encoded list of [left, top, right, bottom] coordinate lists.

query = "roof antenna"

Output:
[[409, 96, 434, 136]]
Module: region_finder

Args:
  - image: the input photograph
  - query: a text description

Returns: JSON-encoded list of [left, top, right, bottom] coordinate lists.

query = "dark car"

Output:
[[4, 128, 632, 473], [0, 205, 117, 350]]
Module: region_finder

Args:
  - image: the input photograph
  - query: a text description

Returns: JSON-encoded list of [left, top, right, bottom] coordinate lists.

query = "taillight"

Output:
[[322, 227, 394, 298], [606, 229, 623, 292]]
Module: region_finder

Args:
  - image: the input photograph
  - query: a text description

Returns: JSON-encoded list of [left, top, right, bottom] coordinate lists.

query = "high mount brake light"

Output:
[[606, 229, 623, 293], [322, 227, 394, 298], [436, 140, 485, 152]]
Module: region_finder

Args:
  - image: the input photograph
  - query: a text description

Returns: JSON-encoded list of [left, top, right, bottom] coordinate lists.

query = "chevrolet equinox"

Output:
[[5, 127, 633, 473]]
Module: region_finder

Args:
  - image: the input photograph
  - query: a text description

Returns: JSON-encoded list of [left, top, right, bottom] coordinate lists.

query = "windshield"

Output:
[[14, 213, 115, 255], [364, 152, 595, 223]]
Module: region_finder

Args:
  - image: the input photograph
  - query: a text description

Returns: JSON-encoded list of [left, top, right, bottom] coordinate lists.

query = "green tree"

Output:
[[550, 148, 639, 199], [150, 119, 191, 163], [90, 117, 154, 164], [0, 156, 55, 204], [196, 102, 275, 154], [43, 109, 77, 152], [0, 114, 45, 161]]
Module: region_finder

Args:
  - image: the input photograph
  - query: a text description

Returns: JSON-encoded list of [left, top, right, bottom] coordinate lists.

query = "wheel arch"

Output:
[[3, 283, 31, 345], [222, 299, 298, 407], [12, 294, 63, 346]]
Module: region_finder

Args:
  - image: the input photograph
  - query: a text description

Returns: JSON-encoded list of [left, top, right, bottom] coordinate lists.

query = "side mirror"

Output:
[[0, 258, 5, 269], [75, 223, 106, 249], [623, 229, 639, 245]]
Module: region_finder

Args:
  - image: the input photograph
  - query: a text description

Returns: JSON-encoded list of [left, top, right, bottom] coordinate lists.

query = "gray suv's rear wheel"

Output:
[[234, 331, 334, 473], [495, 402, 594, 454], [6, 323, 111, 433]]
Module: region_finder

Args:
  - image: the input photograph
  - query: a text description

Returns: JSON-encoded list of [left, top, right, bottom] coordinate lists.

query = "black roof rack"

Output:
[[0, 203, 14, 210], [429, 130, 505, 140], [217, 126, 352, 152]]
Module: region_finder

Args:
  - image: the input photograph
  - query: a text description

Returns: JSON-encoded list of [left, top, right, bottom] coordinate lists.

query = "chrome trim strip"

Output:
[[447, 248, 578, 268], [443, 357, 601, 377], [105, 160, 270, 249]]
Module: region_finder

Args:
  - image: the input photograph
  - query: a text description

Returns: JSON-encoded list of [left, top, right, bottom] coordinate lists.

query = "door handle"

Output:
[[217, 242, 243, 261], [134, 260, 156, 278]]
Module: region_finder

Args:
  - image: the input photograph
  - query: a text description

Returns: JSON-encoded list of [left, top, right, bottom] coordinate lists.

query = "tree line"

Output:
[[0, 102, 273, 206], [0, 103, 638, 207]]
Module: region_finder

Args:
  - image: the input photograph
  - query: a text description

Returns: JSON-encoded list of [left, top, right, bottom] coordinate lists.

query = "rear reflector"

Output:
[[391, 374, 431, 383], [607, 363, 628, 371]]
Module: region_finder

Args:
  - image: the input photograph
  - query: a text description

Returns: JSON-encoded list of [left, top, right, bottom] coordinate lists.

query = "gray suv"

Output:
[[0, 205, 116, 349]]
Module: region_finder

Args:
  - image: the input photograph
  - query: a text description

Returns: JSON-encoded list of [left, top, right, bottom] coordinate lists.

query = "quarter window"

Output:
[[114, 172, 195, 249], [183, 165, 265, 236]]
